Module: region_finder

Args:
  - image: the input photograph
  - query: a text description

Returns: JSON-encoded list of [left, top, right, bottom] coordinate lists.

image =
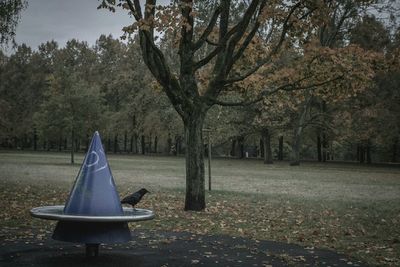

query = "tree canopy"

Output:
[[0, 0, 27, 47]]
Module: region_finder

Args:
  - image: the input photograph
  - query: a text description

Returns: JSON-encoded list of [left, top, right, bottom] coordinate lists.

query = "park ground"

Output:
[[0, 151, 399, 266]]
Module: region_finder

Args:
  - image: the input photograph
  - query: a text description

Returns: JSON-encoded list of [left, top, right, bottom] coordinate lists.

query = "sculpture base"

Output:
[[52, 221, 131, 244]]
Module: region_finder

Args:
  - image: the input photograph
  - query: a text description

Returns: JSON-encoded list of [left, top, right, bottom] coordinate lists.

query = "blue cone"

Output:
[[63, 131, 123, 216]]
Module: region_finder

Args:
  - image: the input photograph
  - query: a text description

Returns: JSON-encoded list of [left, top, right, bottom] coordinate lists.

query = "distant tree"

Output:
[[34, 40, 102, 163], [332, 17, 399, 163], [0, 0, 27, 46], [0, 44, 46, 148], [281, 2, 386, 165], [350, 15, 391, 52]]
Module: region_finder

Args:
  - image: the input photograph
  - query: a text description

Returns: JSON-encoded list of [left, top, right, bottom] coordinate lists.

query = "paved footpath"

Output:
[[0, 230, 367, 267]]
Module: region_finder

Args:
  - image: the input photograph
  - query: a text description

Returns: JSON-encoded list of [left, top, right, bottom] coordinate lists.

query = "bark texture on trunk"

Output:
[[184, 112, 206, 211]]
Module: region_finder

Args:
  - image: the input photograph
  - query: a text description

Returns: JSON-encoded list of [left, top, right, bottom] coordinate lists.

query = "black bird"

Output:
[[121, 188, 150, 208]]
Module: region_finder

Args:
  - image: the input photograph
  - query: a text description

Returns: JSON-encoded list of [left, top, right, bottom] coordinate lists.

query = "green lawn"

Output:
[[0, 151, 399, 266]]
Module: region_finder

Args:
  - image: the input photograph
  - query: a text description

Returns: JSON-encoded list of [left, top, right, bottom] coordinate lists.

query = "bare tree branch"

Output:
[[204, 74, 344, 107], [126, 0, 142, 20], [227, 0, 267, 69], [268, 2, 301, 57], [222, 0, 261, 71], [192, 5, 222, 51], [125, 0, 188, 117], [224, 58, 272, 84], [193, 45, 224, 70], [223, 2, 318, 86]]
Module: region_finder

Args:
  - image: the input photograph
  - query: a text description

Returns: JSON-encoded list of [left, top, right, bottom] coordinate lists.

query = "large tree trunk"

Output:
[[22, 134, 27, 150], [392, 138, 398, 163], [148, 133, 152, 153], [322, 133, 328, 162], [70, 129, 75, 164], [107, 137, 111, 152], [230, 139, 236, 157], [134, 133, 138, 154], [290, 106, 308, 166], [141, 135, 145, 155], [262, 129, 273, 164], [85, 134, 89, 152], [113, 134, 118, 153], [278, 136, 283, 160], [359, 145, 365, 163], [58, 135, 63, 151], [366, 141, 372, 164], [75, 139, 80, 152], [290, 127, 302, 166], [154, 136, 158, 153], [175, 135, 182, 155], [124, 131, 127, 152], [33, 128, 37, 151], [317, 134, 322, 162], [184, 112, 206, 211], [238, 136, 245, 159], [130, 135, 133, 153], [173, 136, 178, 156], [167, 135, 172, 154], [259, 138, 264, 158]]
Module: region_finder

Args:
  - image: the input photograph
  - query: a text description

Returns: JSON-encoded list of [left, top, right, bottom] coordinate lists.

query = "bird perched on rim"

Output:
[[121, 188, 150, 209]]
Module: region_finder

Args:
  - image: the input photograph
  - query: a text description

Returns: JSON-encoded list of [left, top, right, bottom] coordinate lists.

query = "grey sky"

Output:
[[10, 0, 135, 52]]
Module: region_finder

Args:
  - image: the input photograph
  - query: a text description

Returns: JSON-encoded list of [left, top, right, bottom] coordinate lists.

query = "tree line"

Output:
[[1, 19, 398, 166], [0, 35, 183, 162]]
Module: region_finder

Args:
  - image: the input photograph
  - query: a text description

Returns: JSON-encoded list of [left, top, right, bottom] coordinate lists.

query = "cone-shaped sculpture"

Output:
[[53, 131, 131, 244], [64, 131, 123, 216]]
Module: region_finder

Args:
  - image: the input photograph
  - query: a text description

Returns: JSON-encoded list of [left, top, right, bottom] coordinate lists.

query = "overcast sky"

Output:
[[7, 0, 139, 53]]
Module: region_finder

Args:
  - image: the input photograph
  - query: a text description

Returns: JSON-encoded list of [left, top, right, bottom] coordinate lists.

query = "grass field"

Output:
[[0, 151, 399, 266]]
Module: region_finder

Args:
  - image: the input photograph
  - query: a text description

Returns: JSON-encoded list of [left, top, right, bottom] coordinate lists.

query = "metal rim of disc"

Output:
[[30, 205, 155, 222]]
